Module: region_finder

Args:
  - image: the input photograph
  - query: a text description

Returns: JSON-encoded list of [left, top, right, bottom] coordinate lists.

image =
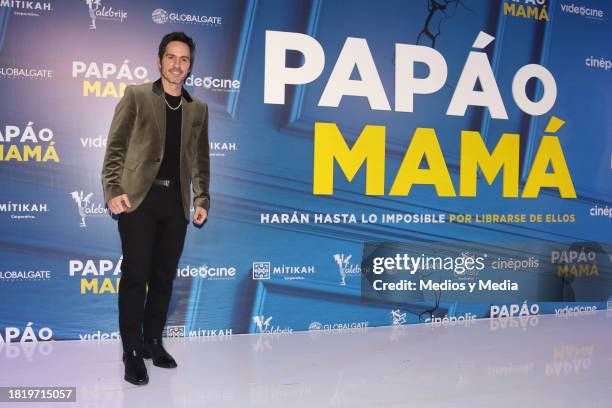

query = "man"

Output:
[[101, 32, 210, 386]]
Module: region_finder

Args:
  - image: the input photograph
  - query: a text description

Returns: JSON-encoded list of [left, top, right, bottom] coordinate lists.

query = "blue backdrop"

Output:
[[0, 0, 610, 343]]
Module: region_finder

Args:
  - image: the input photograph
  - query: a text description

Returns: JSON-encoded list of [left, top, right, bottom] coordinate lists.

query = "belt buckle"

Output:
[[155, 179, 171, 187]]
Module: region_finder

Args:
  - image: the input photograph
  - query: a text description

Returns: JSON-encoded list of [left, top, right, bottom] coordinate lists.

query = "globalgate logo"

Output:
[[0, 322, 53, 343], [151, 8, 222, 27], [0, 269, 51, 282], [176, 264, 236, 280], [308, 321, 369, 332], [0, 65, 53, 80]]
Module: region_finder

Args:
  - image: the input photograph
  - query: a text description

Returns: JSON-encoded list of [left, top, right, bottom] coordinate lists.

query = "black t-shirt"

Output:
[[155, 92, 182, 183]]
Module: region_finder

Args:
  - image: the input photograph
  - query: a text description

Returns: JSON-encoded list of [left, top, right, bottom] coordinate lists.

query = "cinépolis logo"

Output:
[[0, 122, 59, 163], [264, 30, 576, 200]]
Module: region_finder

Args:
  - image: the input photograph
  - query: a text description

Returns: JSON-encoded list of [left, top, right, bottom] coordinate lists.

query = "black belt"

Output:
[[153, 179, 179, 188]]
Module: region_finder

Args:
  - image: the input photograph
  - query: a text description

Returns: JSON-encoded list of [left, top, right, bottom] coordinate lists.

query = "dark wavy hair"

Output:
[[158, 32, 196, 72]]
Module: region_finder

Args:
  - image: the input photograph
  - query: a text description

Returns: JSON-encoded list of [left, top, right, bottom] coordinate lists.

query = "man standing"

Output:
[[101, 32, 210, 386]]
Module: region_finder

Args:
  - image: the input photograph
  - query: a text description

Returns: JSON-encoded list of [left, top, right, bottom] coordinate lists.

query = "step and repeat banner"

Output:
[[0, 0, 610, 344]]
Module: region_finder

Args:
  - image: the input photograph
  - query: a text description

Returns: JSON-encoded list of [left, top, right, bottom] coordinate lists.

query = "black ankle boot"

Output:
[[122, 349, 149, 385], [142, 338, 177, 368]]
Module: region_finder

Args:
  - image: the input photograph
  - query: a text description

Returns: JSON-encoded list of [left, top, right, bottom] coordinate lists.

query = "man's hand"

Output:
[[193, 206, 208, 225], [107, 194, 131, 215]]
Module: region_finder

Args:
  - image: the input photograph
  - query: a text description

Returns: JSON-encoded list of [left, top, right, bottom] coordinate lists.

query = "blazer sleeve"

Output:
[[101, 86, 136, 203], [191, 103, 211, 212]]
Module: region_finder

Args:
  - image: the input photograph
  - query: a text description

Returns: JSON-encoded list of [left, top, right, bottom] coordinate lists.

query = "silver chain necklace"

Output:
[[164, 95, 182, 111]]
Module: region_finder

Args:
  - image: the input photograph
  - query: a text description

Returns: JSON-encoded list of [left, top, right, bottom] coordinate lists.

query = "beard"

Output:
[[162, 68, 186, 85]]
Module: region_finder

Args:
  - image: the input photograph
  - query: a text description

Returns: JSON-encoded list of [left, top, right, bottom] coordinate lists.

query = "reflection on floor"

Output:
[[0, 311, 610, 407]]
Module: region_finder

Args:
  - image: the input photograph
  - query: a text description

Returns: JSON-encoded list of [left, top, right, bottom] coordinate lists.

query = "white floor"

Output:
[[1, 311, 610, 408]]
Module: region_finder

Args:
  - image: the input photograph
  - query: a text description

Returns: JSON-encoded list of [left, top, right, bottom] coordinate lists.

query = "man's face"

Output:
[[158, 40, 191, 85]]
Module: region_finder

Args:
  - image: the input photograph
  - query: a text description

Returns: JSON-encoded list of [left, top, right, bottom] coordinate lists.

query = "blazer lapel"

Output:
[[151, 92, 166, 145], [181, 95, 194, 155]]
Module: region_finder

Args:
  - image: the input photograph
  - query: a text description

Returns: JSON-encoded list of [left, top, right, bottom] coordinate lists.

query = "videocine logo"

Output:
[[176, 264, 236, 280], [559, 3, 604, 20], [185, 74, 240, 92], [80, 134, 107, 148]]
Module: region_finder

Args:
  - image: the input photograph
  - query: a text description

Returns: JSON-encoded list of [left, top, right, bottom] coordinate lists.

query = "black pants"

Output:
[[117, 184, 187, 352]]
